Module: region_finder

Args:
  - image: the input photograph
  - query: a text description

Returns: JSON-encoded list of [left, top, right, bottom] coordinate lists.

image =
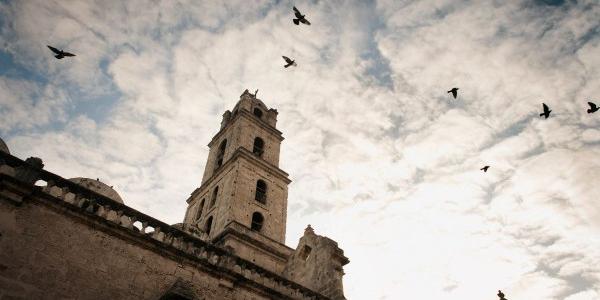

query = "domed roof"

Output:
[[69, 177, 124, 203], [0, 137, 9, 154]]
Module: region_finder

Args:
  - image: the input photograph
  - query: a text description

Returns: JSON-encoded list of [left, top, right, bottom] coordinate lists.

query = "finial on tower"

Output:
[[240, 88, 259, 99], [304, 224, 314, 235], [240, 89, 252, 98]]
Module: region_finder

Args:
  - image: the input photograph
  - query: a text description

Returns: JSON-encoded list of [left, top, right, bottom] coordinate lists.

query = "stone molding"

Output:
[[213, 220, 295, 260], [188, 147, 291, 204]]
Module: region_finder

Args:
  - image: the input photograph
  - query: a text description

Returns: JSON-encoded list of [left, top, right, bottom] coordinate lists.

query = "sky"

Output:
[[1, 0, 599, 299]]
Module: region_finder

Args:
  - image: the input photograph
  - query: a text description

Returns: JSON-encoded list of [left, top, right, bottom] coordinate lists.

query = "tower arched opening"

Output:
[[251, 212, 264, 232]]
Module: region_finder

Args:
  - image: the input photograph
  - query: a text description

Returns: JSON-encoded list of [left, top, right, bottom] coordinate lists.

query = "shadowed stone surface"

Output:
[[0, 137, 8, 154]]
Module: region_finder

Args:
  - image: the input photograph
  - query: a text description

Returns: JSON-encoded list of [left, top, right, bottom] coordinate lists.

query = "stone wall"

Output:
[[185, 149, 290, 244], [0, 153, 329, 300], [201, 131, 233, 185], [234, 112, 282, 167], [186, 162, 237, 240], [232, 156, 288, 243], [0, 197, 244, 299]]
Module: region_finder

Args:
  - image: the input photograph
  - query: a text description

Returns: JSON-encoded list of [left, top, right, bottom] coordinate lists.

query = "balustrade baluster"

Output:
[[102, 205, 113, 219], [85, 199, 96, 213], [150, 228, 158, 239], [63, 192, 76, 204], [76, 197, 88, 209], [48, 185, 63, 198], [130, 217, 137, 228], [141, 222, 148, 234], [233, 263, 242, 274]]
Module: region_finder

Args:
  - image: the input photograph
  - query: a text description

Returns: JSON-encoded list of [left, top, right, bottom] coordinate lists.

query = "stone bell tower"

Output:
[[183, 90, 293, 272]]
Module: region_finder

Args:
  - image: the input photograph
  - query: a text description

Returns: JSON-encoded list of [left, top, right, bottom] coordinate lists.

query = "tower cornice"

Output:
[[212, 220, 295, 259], [187, 147, 291, 203]]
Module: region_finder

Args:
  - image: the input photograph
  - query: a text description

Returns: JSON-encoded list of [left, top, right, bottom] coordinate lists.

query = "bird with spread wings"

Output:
[[47, 45, 76, 59], [293, 6, 311, 25], [587, 101, 599, 114], [282, 56, 297, 68], [540, 103, 551, 119], [447, 87, 459, 99]]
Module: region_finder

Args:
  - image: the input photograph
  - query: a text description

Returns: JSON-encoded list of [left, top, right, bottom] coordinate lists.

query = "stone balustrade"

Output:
[[0, 151, 326, 300]]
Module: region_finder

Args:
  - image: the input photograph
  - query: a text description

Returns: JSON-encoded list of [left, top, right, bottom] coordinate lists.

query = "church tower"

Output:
[[183, 90, 293, 272]]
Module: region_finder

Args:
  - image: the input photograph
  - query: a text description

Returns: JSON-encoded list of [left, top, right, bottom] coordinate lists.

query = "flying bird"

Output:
[[447, 87, 459, 99], [497, 290, 507, 300], [282, 56, 297, 68], [480, 166, 490, 172], [293, 6, 311, 25], [540, 103, 551, 119], [47, 45, 76, 59], [587, 102, 599, 114]]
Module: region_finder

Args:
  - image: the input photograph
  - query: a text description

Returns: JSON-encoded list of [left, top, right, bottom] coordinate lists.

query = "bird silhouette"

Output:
[[47, 45, 76, 59], [447, 87, 459, 99], [481, 166, 490, 172], [497, 290, 507, 300], [540, 103, 551, 119], [587, 102, 599, 114], [282, 56, 297, 68], [293, 6, 311, 25]]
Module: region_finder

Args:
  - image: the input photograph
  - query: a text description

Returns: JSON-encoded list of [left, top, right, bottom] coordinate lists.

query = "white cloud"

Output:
[[565, 290, 600, 300], [1, 1, 600, 299], [0, 77, 69, 133]]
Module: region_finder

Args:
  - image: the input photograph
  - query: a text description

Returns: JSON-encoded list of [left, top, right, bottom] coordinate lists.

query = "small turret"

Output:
[[283, 225, 349, 300], [221, 110, 232, 129]]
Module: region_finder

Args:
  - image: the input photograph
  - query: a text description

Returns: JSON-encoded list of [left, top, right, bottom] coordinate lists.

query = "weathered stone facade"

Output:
[[0, 91, 348, 300], [284, 226, 349, 299]]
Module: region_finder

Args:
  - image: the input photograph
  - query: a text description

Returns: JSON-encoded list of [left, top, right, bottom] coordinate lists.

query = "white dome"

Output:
[[69, 177, 124, 203]]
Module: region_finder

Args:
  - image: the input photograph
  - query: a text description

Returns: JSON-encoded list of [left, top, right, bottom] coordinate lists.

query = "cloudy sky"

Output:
[[1, 0, 600, 299]]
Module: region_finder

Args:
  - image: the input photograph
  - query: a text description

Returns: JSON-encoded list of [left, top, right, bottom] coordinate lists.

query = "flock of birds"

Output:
[[43, 5, 600, 175], [43, 6, 596, 298], [446, 85, 598, 173], [280, 6, 309, 69], [280, 7, 600, 175]]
